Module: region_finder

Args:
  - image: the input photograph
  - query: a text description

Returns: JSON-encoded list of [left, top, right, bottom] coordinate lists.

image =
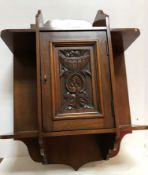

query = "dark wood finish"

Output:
[[40, 32, 114, 132], [93, 10, 121, 137], [56, 47, 98, 112], [111, 28, 140, 53], [121, 125, 148, 131], [20, 138, 42, 162], [106, 15, 121, 137], [43, 128, 116, 137], [93, 10, 108, 26], [0, 28, 140, 53], [12, 32, 38, 133], [19, 134, 116, 170], [35, 10, 48, 164], [113, 52, 131, 126], [0, 10, 146, 170], [107, 130, 131, 159]]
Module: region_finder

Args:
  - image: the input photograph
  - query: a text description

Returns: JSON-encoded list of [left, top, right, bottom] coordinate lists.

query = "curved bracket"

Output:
[[107, 130, 131, 159]]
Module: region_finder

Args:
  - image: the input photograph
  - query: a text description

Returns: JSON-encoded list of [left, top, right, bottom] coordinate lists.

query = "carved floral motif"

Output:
[[59, 49, 93, 110]]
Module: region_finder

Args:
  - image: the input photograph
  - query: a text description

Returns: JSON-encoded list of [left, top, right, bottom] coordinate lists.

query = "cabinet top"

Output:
[[1, 27, 140, 54]]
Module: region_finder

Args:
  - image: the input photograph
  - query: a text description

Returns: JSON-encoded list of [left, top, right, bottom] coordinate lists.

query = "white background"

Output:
[[0, 0, 148, 174]]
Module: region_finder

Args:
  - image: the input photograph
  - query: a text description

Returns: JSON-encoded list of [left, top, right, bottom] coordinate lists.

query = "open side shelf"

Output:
[[1, 124, 148, 140], [121, 124, 148, 131], [1, 28, 140, 54]]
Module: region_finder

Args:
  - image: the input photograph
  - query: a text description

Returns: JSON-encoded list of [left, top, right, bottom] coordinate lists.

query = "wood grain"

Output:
[[0, 10, 142, 170]]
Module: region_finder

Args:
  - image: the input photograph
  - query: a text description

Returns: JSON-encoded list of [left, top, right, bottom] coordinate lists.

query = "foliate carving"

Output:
[[58, 49, 94, 111]]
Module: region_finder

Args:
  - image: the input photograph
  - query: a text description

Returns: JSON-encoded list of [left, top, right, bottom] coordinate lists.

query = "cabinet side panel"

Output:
[[14, 32, 38, 132], [113, 52, 131, 126]]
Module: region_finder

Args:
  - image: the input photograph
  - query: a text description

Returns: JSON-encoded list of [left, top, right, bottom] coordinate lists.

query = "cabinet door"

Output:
[[40, 31, 114, 132]]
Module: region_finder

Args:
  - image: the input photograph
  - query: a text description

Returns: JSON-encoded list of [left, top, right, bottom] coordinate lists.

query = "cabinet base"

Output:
[[16, 132, 130, 170]]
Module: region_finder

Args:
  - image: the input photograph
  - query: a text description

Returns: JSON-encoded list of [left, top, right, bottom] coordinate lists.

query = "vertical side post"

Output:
[[35, 10, 48, 164], [106, 15, 121, 138], [93, 10, 120, 138]]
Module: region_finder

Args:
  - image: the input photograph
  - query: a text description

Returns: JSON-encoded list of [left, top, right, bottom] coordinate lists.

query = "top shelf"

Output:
[[111, 28, 140, 53], [1, 28, 140, 54]]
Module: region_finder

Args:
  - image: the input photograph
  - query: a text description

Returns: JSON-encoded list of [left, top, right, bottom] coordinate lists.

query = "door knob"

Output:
[[43, 74, 47, 82]]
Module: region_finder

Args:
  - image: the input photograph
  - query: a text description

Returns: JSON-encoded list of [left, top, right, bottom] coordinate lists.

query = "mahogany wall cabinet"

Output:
[[0, 10, 147, 170]]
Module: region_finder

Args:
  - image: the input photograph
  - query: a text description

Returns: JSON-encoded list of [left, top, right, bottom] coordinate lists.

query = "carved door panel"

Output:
[[40, 31, 114, 132]]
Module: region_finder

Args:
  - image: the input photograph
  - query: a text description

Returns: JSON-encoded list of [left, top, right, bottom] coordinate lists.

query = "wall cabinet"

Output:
[[0, 10, 147, 170]]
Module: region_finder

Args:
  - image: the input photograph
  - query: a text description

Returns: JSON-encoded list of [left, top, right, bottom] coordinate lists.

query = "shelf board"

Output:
[[120, 124, 148, 131], [0, 131, 38, 139], [1, 28, 140, 54], [1, 124, 148, 140], [43, 128, 117, 137], [0, 128, 116, 139], [111, 28, 140, 52]]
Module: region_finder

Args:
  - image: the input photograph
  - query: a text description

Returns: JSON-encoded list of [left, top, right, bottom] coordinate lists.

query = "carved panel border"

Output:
[[49, 41, 104, 120]]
